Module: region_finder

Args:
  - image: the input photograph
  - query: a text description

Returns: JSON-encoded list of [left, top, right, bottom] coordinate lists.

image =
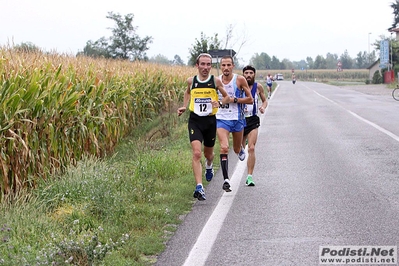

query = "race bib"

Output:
[[189, 88, 218, 116], [193, 97, 213, 116]]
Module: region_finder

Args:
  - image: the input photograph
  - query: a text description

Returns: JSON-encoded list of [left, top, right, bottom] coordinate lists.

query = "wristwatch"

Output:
[[234, 97, 238, 103]]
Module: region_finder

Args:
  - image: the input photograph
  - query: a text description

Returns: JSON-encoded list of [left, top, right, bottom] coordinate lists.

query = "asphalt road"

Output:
[[155, 80, 399, 266]]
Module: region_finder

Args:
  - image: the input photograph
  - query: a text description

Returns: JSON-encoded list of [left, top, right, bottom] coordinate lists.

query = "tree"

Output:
[[325, 53, 339, 69], [13, 42, 41, 53], [149, 54, 171, 65], [249, 52, 272, 70], [314, 55, 327, 69], [355, 51, 369, 69], [296, 60, 308, 70], [270, 56, 281, 70], [187, 32, 221, 66], [78, 12, 152, 60], [306, 57, 314, 69], [390, 0, 399, 29], [79, 39, 109, 58], [340, 50, 353, 69], [281, 58, 294, 70], [106, 12, 152, 60], [172, 55, 185, 66]]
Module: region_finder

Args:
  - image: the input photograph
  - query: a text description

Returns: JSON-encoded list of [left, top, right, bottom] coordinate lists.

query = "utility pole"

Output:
[[390, 32, 393, 71], [368, 32, 371, 64]]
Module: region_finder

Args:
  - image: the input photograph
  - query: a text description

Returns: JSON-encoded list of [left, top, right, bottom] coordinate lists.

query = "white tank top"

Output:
[[216, 74, 243, 120]]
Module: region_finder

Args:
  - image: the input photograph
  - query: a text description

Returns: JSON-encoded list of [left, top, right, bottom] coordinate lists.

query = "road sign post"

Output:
[[208, 49, 236, 75]]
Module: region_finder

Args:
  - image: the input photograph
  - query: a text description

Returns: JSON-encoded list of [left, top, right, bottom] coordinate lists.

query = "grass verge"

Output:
[[0, 110, 210, 265]]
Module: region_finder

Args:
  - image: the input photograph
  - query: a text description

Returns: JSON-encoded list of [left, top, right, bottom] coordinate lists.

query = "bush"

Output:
[[372, 70, 383, 84]]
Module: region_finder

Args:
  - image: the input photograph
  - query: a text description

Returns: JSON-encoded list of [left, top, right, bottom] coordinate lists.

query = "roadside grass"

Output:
[[325, 80, 367, 86], [0, 111, 212, 265]]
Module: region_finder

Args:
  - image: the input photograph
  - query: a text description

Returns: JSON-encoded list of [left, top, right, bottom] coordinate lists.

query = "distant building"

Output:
[[367, 26, 399, 82], [389, 27, 399, 40]]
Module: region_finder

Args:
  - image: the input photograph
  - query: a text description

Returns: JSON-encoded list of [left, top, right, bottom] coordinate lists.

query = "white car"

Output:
[[275, 73, 284, 80]]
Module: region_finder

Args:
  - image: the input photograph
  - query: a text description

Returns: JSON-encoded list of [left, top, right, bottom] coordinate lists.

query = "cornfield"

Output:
[[0, 48, 194, 198], [256, 69, 369, 81]]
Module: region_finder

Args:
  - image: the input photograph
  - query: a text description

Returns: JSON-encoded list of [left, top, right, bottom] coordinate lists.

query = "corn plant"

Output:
[[0, 48, 194, 200]]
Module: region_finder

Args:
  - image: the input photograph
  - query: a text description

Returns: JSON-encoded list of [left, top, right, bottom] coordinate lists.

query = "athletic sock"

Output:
[[205, 159, 213, 169], [220, 154, 228, 179]]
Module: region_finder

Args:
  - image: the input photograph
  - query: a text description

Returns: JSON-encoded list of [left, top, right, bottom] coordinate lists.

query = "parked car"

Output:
[[274, 73, 284, 80]]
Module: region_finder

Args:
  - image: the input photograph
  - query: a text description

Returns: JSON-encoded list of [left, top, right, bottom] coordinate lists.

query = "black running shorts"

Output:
[[188, 112, 217, 147], [243, 115, 260, 137]]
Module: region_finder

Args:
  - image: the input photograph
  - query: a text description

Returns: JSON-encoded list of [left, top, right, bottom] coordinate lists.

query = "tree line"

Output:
[[8, 5, 399, 72]]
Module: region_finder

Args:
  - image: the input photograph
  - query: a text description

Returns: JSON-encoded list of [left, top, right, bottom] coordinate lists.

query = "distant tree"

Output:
[[106, 12, 152, 60], [276, 59, 287, 70], [339, 50, 353, 69], [355, 51, 368, 68], [390, 0, 399, 29], [79, 39, 109, 58], [188, 32, 221, 66], [149, 54, 171, 65], [314, 55, 327, 69], [78, 12, 152, 60], [249, 52, 271, 70], [270, 56, 281, 70], [13, 42, 41, 53], [369, 50, 377, 65], [281, 58, 294, 70], [296, 59, 308, 70], [172, 55, 185, 66], [306, 57, 314, 69], [325, 53, 339, 69]]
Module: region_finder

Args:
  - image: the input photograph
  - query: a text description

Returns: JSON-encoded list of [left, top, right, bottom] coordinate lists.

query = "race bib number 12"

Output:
[[194, 97, 212, 116]]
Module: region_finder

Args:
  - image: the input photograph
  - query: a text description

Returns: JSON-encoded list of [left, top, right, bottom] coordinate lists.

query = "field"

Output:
[[255, 69, 369, 83], [0, 50, 371, 265], [0, 48, 195, 196]]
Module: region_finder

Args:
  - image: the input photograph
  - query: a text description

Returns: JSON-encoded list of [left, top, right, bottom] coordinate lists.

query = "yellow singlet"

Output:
[[189, 75, 219, 116]]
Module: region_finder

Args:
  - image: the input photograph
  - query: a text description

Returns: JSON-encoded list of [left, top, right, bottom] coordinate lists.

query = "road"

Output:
[[155, 80, 399, 266]]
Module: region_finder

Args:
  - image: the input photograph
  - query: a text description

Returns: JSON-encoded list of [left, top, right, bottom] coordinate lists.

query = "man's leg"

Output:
[[191, 140, 203, 184], [246, 128, 258, 175], [191, 140, 206, 200], [203, 146, 214, 181], [217, 127, 231, 192], [232, 130, 244, 154]]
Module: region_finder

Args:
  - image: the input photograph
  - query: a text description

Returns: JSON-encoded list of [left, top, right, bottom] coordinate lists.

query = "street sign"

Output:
[[208, 49, 236, 75], [208, 49, 236, 58], [380, 40, 389, 66]]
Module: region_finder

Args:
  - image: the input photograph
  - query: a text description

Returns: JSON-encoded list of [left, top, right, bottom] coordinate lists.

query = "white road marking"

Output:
[[313, 90, 399, 143], [183, 84, 278, 266]]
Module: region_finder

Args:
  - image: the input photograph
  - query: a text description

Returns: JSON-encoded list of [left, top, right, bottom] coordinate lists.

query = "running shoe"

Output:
[[246, 176, 255, 186], [238, 147, 246, 161], [193, 185, 206, 201], [222, 179, 232, 192], [205, 168, 214, 182]]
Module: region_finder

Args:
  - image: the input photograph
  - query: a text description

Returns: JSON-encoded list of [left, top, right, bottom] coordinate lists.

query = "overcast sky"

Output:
[[1, 0, 394, 65]]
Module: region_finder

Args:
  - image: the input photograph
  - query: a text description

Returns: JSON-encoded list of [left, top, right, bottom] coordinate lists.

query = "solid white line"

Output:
[[182, 158, 246, 266], [183, 84, 277, 266], [313, 90, 399, 143]]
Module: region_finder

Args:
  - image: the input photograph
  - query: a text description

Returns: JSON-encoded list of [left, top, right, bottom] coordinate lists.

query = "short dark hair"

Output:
[[243, 65, 256, 73], [196, 53, 212, 64], [220, 55, 234, 65]]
